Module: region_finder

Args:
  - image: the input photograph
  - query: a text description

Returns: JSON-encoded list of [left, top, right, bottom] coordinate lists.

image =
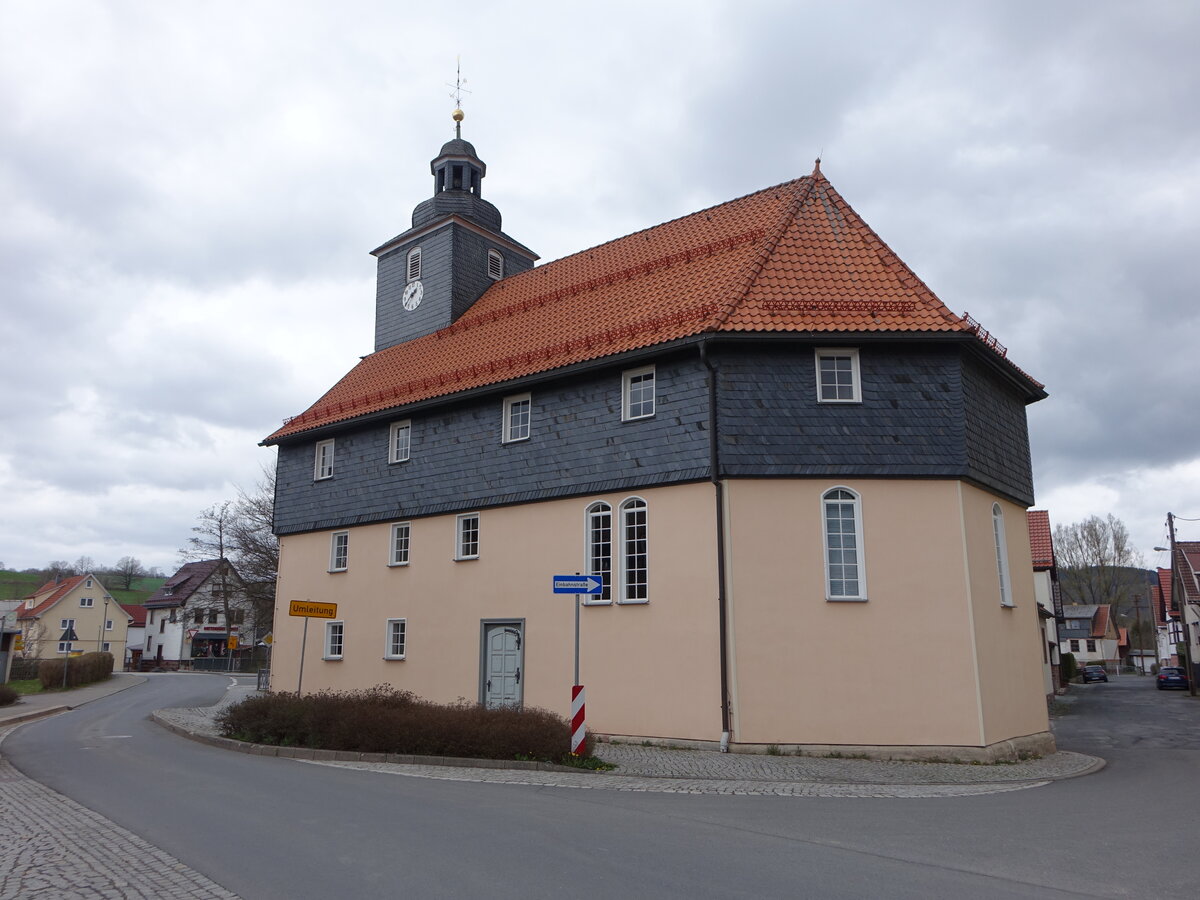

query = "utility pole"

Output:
[[1132, 594, 1147, 674]]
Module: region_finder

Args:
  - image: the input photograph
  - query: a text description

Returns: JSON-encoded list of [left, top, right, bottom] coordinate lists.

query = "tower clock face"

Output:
[[402, 280, 424, 311]]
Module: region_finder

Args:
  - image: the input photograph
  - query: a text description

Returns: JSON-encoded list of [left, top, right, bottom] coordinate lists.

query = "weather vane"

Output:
[[447, 56, 471, 137]]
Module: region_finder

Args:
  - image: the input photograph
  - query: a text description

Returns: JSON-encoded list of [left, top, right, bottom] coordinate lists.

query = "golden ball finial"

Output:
[[452, 108, 464, 123]]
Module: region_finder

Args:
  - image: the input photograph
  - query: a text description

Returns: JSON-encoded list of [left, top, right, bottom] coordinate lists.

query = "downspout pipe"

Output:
[[700, 340, 732, 751]]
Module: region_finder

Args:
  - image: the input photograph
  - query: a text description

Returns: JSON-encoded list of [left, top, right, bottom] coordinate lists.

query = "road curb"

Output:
[[149, 711, 588, 774]]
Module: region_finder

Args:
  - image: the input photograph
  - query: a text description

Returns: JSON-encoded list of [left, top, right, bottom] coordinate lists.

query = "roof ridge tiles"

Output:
[[707, 176, 814, 330]]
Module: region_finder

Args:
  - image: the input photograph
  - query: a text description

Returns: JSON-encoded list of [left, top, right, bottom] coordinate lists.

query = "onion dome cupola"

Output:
[[369, 108, 538, 353]]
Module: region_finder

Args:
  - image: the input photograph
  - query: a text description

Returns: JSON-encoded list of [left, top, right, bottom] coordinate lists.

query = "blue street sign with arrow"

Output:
[[552, 575, 604, 595]]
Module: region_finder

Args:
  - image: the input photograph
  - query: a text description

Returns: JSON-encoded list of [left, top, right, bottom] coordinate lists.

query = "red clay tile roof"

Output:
[[1156, 567, 1173, 619], [18, 574, 89, 620], [1027, 510, 1054, 570], [120, 603, 148, 627], [1090, 604, 1111, 639], [1172, 542, 1200, 612], [1118, 626, 1129, 647], [266, 167, 1042, 443]]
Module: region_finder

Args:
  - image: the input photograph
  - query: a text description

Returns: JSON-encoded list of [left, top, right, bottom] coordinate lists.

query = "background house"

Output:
[[1028, 510, 1064, 698], [1152, 567, 1183, 666], [120, 603, 147, 670], [1058, 604, 1119, 671], [15, 574, 129, 661], [143, 559, 257, 670]]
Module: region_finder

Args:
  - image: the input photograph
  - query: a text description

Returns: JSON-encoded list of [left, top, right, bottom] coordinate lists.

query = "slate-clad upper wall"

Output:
[[274, 356, 712, 535], [374, 227, 455, 351], [713, 343, 968, 478], [273, 340, 1038, 536], [961, 356, 1036, 506]]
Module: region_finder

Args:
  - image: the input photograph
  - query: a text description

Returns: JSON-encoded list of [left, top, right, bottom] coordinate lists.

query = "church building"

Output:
[[264, 109, 1053, 760]]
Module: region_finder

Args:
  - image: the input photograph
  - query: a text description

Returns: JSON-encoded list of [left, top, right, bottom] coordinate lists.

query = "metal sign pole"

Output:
[[297, 617, 308, 695]]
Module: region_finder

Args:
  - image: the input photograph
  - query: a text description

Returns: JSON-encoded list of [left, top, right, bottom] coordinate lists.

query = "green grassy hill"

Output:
[[0, 570, 165, 605]]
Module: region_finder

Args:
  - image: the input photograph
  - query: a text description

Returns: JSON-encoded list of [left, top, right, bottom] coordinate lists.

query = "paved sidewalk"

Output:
[[0, 674, 243, 899], [155, 683, 1105, 799]]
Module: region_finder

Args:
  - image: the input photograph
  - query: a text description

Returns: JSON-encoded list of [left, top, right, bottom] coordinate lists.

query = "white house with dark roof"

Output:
[[143, 559, 254, 669], [260, 112, 1054, 761]]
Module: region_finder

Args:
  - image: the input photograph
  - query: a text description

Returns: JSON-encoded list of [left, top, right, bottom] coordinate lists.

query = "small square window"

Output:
[[389, 420, 412, 463], [58, 641, 72, 653], [385, 619, 407, 659], [324, 621, 344, 660], [105, 619, 113, 631], [80, 597, 94, 608], [815, 349, 861, 403], [330, 531, 349, 572], [390, 522, 411, 566], [622, 366, 655, 420], [101, 642, 111, 652], [503, 393, 531, 443], [456, 513, 480, 560], [314, 439, 335, 480]]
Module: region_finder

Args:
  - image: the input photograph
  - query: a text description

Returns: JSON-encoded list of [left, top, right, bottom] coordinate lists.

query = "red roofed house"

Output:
[[262, 116, 1053, 760], [1028, 510, 1064, 698], [1167, 542, 1200, 683], [120, 603, 148, 670], [1152, 567, 1183, 667], [16, 573, 131, 662]]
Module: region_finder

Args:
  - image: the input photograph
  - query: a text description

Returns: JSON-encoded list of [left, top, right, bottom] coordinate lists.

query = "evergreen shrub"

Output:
[[38, 652, 114, 688], [1060, 652, 1078, 682], [216, 685, 593, 763]]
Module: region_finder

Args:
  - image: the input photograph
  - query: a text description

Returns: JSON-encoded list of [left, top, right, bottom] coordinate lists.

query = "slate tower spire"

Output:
[[369, 108, 538, 352]]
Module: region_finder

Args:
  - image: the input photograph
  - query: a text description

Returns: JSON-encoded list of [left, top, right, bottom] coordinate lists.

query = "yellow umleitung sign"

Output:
[[289, 600, 338, 619]]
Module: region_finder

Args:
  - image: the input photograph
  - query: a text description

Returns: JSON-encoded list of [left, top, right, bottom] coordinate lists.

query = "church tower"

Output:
[[370, 108, 538, 352]]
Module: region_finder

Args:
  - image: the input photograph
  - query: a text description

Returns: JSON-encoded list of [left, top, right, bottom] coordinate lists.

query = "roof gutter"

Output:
[[699, 338, 732, 751]]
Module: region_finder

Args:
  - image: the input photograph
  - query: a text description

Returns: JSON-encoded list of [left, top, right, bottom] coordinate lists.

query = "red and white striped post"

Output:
[[570, 684, 586, 756]]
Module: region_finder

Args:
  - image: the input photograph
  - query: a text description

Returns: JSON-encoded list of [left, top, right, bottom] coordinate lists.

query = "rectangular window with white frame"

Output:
[[330, 531, 349, 572], [102, 642, 111, 652], [815, 349, 861, 403], [456, 513, 480, 560], [389, 420, 412, 463], [324, 621, 344, 660], [1086, 639, 1096, 652], [502, 393, 531, 443], [105, 619, 113, 631], [385, 618, 407, 659], [622, 365, 656, 420], [1070, 639, 1080, 652], [390, 522, 411, 566], [80, 597, 94, 607], [822, 487, 867, 600], [58, 641, 73, 652], [619, 498, 648, 603], [314, 439, 335, 480]]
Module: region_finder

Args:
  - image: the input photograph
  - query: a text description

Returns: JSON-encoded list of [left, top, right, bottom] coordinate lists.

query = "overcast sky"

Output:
[[2, 0, 1197, 577]]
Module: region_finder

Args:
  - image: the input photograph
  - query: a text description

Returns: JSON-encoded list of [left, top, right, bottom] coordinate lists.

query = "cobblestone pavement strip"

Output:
[[153, 684, 1102, 799], [0, 725, 242, 900]]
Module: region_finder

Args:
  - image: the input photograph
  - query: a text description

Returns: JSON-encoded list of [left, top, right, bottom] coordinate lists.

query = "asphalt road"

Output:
[[5, 673, 1197, 899]]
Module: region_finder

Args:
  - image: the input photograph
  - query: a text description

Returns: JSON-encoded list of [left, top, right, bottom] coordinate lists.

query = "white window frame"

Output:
[[60, 618, 74, 630], [384, 618, 407, 660], [58, 641, 73, 653], [502, 393, 531, 444], [619, 497, 649, 604], [815, 348, 861, 403], [456, 513, 480, 560], [585, 501, 613, 605], [101, 642, 111, 653], [390, 522, 411, 566], [993, 503, 1014, 607], [622, 365, 656, 421], [329, 531, 349, 572], [314, 439, 335, 480], [389, 420, 412, 464], [487, 249, 504, 280], [80, 597, 94, 608], [407, 247, 422, 281], [822, 487, 867, 601], [324, 621, 344, 660], [105, 619, 113, 631]]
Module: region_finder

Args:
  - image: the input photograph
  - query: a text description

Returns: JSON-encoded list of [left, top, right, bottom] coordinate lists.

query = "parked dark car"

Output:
[[1157, 666, 1190, 690], [1082, 665, 1109, 683]]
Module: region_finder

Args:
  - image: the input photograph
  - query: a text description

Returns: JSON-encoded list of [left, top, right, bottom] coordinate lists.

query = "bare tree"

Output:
[[1054, 514, 1146, 608], [72, 555, 97, 576], [45, 560, 70, 581], [113, 556, 146, 590], [230, 467, 279, 631]]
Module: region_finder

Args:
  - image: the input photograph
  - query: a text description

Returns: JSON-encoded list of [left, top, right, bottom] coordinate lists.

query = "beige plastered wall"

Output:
[[725, 478, 1048, 749], [271, 482, 724, 741], [22, 582, 128, 662]]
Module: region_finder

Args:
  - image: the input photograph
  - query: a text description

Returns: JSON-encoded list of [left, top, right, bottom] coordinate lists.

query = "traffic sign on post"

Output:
[[552, 575, 603, 595], [288, 600, 338, 619]]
